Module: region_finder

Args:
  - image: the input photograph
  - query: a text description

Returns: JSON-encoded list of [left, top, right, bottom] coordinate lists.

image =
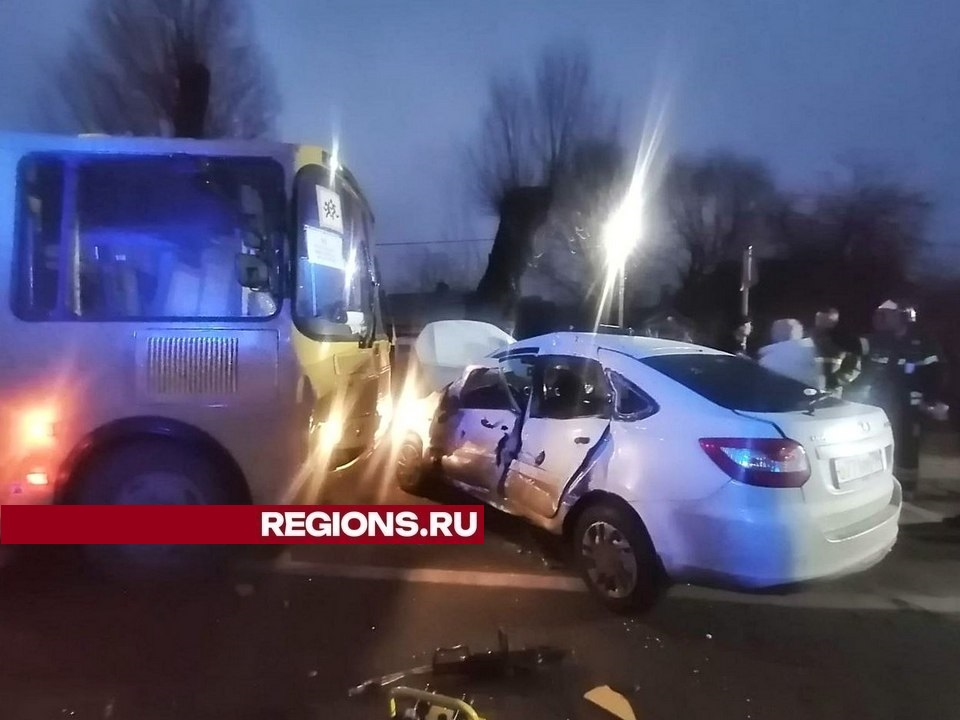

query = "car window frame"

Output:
[[457, 367, 518, 413], [497, 352, 538, 414], [605, 369, 659, 422], [529, 353, 614, 421]]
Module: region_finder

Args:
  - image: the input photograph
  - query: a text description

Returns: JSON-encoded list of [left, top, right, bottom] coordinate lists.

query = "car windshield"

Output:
[[641, 353, 841, 413]]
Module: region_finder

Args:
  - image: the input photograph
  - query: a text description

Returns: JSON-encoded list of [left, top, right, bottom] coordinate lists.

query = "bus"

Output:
[[0, 132, 391, 521]]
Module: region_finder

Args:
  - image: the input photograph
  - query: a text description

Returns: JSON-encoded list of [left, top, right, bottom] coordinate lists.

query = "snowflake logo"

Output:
[[323, 199, 340, 221]]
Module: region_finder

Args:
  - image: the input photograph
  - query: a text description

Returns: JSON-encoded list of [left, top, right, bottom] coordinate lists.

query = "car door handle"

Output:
[[574, 436, 590, 444], [534, 450, 546, 466]]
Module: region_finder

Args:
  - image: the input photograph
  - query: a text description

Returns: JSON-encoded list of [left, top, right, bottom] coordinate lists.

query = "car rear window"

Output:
[[640, 353, 834, 413]]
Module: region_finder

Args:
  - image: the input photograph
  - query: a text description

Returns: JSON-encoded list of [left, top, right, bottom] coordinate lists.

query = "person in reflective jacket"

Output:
[[857, 300, 948, 496], [811, 307, 861, 397]]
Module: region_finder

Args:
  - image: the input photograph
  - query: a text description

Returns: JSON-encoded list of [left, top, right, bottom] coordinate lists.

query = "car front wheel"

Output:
[[395, 433, 428, 495], [573, 500, 662, 613]]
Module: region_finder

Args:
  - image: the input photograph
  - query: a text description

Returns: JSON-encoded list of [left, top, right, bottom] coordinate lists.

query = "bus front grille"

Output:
[[146, 336, 239, 396]]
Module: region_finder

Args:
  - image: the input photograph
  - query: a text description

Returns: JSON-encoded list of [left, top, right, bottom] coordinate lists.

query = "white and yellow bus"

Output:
[[0, 132, 391, 519]]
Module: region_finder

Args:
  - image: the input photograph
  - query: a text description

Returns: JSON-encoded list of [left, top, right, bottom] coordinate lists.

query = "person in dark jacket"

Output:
[[811, 307, 861, 396], [720, 316, 753, 357], [857, 301, 948, 496]]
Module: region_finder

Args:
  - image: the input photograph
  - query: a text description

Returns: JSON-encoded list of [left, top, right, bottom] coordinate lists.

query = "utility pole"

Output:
[[617, 264, 626, 328]]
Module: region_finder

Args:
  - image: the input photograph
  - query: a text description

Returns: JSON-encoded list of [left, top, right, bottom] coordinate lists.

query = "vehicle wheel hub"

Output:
[[114, 471, 205, 506], [581, 520, 638, 599], [396, 441, 421, 482]]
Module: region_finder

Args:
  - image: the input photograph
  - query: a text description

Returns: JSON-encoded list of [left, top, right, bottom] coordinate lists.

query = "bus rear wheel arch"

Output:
[[59, 422, 250, 577], [71, 436, 244, 507], [59, 417, 251, 507]]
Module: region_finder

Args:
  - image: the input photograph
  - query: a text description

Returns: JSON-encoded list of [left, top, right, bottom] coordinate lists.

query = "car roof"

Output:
[[494, 331, 729, 361]]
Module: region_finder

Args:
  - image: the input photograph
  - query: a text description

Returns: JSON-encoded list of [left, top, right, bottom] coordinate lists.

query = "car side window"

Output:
[[459, 368, 515, 411], [531, 355, 613, 420], [607, 370, 658, 420], [498, 355, 537, 411]]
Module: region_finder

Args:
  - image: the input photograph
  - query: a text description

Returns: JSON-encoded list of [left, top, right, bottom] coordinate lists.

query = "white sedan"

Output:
[[396, 326, 902, 612]]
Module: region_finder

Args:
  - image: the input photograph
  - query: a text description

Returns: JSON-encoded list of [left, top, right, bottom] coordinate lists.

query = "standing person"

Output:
[[721, 316, 753, 357], [850, 300, 900, 404], [757, 318, 819, 387], [858, 301, 948, 497], [811, 307, 861, 397], [892, 303, 948, 496]]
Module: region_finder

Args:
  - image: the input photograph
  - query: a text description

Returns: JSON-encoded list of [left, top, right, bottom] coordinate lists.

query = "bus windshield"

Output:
[[16, 154, 286, 320], [294, 163, 373, 341]]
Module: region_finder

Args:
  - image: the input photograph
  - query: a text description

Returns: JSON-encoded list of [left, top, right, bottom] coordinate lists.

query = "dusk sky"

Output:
[[1, 0, 958, 288]]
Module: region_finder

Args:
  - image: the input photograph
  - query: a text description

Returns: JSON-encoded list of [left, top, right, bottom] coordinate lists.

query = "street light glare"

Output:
[[596, 92, 668, 329], [602, 196, 642, 271]]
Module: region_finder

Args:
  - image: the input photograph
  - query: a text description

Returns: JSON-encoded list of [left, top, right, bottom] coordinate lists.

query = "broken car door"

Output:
[[504, 354, 612, 519], [440, 366, 519, 493]]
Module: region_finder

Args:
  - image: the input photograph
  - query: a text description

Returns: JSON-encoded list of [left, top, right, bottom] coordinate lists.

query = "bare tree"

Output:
[[811, 164, 929, 269], [530, 138, 627, 302], [665, 152, 783, 294], [48, 0, 279, 138], [470, 43, 617, 211], [470, 43, 619, 313], [470, 75, 538, 211]]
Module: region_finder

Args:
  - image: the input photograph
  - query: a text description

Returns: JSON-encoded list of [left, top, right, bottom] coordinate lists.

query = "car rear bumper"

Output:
[[644, 479, 901, 589]]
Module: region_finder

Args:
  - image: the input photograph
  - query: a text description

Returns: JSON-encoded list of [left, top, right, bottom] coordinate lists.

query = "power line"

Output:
[[378, 239, 492, 247]]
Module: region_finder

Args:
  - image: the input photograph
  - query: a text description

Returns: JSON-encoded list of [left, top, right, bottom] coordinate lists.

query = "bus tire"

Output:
[[73, 437, 240, 578]]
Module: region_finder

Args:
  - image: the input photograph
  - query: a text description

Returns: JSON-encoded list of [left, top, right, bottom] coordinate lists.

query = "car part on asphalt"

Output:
[[348, 629, 566, 697]]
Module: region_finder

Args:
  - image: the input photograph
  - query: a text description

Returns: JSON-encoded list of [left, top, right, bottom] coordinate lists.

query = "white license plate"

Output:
[[835, 450, 885, 483]]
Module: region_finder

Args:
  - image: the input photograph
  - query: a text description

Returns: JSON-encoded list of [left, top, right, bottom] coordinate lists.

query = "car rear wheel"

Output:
[[73, 437, 241, 578], [573, 500, 662, 613]]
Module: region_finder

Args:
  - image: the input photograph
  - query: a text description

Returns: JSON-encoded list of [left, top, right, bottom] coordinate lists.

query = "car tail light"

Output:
[[699, 437, 810, 488]]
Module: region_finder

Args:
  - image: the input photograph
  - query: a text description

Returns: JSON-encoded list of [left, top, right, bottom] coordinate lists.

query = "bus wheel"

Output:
[[73, 438, 240, 579], [395, 433, 427, 495]]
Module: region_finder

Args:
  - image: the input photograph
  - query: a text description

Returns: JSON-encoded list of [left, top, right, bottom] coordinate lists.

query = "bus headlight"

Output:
[[319, 415, 344, 449], [21, 408, 57, 449]]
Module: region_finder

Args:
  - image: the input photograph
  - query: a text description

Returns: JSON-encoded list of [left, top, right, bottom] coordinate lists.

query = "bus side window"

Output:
[[15, 159, 64, 319]]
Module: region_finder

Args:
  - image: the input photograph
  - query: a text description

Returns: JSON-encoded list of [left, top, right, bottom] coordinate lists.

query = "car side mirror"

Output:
[[235, 253, 270, 290]]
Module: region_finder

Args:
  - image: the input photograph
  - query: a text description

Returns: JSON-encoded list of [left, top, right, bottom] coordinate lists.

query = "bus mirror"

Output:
[[242, 225, 263, 250], [235, 254, 270, 290]]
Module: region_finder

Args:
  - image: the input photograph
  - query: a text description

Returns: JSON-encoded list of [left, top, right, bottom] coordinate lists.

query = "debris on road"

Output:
[[348, 628, 566, 697], [584, 685, 637, 720], [234, 583, 255, 597]]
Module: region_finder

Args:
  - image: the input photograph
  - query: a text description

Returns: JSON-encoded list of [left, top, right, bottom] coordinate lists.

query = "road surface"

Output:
[[4, 470, 960, 720]]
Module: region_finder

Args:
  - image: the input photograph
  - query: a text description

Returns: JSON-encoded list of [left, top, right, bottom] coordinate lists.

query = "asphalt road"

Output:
[[5, 450, 960, 720], [4, 492, 960, 720]]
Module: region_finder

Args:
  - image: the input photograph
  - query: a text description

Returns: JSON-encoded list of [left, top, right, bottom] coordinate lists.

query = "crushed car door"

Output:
[[439, 366, 520, 494], [503, 354, 612, 519]]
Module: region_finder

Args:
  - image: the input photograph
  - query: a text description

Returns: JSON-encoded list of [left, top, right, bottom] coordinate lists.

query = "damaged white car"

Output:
[[396, 322, 902, 612]]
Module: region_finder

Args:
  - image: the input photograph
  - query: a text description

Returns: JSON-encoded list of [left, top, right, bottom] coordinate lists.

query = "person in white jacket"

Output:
[[757, 318, 821, 388]]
